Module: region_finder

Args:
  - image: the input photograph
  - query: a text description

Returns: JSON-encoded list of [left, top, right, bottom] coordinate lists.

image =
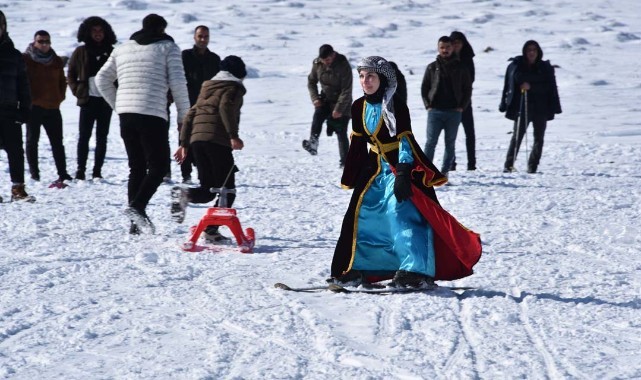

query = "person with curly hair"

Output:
[[67, 16, 117, 180]]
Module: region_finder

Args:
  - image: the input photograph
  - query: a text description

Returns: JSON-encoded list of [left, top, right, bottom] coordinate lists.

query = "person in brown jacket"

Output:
[[23, 30, 71, 185], [171, 55, 247, 242], [303, 44, 352, 167], [67, 17, 117, 180]]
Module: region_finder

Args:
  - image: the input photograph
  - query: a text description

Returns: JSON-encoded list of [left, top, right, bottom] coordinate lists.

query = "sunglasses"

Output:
[[36, 39, 51, 44]]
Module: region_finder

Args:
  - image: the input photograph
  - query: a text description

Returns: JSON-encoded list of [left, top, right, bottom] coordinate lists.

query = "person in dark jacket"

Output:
[[0, 10, 35, 202], [23, 30, 72, 185], [500, 40, 562, 173], [172, 55, 247, 242], [303, 44, 352, 167], [421, 36, 472, 177], [179, 25, 221, 183], [67, 16, 117, 180], [449, 31, 477, 171]]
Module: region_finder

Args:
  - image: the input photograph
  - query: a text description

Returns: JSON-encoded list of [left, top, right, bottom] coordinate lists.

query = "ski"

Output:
[[274, 282, 476, 294], [274, 283, 329, 292]]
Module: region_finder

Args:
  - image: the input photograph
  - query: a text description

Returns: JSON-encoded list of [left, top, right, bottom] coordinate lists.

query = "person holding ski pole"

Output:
[[328, 56, 482, 289], [500, 40, 562, 173], [171, 55, 247, 242]]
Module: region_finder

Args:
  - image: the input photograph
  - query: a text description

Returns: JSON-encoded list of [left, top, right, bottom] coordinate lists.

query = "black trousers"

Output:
[[452, 103, 476, 170], [166, 108, 195, 181], [188, 141, 236, 207], [77, 97, 112, 176], [26, 106, 68, 178], [309, 103, 350, 164], [119, 113, 170, 212], [504, 115, 547, 170], [0, 118, 25, 184]]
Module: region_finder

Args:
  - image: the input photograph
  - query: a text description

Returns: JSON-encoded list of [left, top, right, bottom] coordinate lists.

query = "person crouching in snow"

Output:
[[328, 56, 482, 288], [172, 55, 247, 242]]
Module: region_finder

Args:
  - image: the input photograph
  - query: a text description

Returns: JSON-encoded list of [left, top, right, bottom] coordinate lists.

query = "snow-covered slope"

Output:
[[1, 0, 640, 378]]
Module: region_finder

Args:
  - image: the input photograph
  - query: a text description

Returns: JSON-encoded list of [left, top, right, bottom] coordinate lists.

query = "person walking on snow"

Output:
[[303, 44, 352, 167], [23, 30, 72, 185], [96, 14, 190, 234], [0, 10, 35, 202], [67, 16, 117, 181], [500, 40, 562, 174], [172, 56, 247, 242], [328, 56, 481, 288]]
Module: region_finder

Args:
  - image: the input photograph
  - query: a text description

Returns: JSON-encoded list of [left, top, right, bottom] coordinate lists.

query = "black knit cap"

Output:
[[142, 14, 167, 33], [220, 55, 247, 79], [318, 44, 334, 59]]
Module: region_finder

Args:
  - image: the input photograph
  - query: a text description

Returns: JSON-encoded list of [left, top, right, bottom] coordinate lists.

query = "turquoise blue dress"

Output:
[[351, 102, 436, 277]]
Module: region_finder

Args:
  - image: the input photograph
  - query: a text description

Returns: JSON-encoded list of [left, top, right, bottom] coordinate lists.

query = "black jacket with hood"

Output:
[[0, 24, 31, 122], [499, 40, 562, 121]]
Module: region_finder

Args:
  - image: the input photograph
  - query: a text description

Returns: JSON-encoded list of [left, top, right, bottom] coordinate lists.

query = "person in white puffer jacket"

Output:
[[96, 13, 189, 234]]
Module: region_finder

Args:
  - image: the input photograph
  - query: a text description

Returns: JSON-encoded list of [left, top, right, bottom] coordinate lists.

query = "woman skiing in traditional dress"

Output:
[[328, 56, 482, 288]]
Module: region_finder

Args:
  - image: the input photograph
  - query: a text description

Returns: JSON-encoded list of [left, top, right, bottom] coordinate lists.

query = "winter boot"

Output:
[[170, 186, 189, 223], [203, 226, 230, 243], [129, 221, 141, 235], [389, 270, 436, 289], [75, 170, 86, 181], [125, 207, 156, 234], [11, 184, 36, 202], [302, 135, 319, 156], [326, 270, 364, 287]]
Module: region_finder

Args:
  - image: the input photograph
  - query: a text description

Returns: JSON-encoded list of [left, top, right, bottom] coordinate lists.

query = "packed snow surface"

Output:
[[1, 0, 640, 378]]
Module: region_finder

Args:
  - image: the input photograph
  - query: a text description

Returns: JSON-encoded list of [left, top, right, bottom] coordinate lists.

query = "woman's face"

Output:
[[359, 70, 380, 95], [451, 39, 463, 54], [525, 44, 539, 64]]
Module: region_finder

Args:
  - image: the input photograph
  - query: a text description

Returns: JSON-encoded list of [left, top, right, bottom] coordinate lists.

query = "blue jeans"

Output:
[[424, 109, 462, 174]]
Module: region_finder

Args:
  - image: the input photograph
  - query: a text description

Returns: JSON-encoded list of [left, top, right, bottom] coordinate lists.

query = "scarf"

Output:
[[356, 56, 398, 136], [25, 43, 55, 64]]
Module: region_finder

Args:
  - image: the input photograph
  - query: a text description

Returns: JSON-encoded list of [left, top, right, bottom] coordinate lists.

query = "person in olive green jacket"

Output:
[[303, 44, 352, 167], [171, 55, 247, 242]]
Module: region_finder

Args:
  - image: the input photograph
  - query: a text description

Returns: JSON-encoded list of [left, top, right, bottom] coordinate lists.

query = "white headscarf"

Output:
[[356, 56, 398, 136]]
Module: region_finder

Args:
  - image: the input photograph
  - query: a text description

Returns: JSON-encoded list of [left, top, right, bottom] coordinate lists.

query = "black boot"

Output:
[[389, 270, 436, 289]]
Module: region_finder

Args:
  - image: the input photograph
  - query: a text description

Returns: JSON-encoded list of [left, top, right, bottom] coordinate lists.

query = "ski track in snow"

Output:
[[2, 0, 641, 378]]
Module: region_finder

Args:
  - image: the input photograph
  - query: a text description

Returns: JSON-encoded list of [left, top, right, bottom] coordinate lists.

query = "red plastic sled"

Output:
[[181, 207, 255, 253]]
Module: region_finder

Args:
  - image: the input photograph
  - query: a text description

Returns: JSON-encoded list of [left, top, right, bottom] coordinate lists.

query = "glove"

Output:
[[394, 163, 412, 203]]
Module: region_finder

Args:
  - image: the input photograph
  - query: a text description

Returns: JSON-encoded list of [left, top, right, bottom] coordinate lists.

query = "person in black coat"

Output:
[[0, 10, 35, 202], [450, 31, 477, 171], [179, 25, 221, 183], [499, 40, 562, 173]]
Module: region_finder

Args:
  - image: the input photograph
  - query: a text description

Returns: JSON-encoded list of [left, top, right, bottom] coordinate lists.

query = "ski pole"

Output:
[[513, 89, 526, 166]]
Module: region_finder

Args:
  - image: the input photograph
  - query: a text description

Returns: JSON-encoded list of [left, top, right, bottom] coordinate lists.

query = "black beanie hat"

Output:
[[318, 44, 334, 59], [220, 55, 247, 79], [142, 14, 167, 33]]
